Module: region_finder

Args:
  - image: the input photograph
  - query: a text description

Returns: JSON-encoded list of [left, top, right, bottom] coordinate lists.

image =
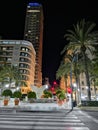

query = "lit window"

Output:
[[35, 36, 38, 39], [21, 48, 25, 51], [25, 34, 28, 36], [20, 64, 24, 67], [7, 58, 12, 61], [2, 47, 6, 50], [28, 30, 31, 33], [26, 48, 29, 52]]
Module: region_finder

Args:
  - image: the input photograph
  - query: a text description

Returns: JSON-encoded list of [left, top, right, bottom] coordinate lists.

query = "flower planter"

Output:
[[4, 99, 9, 106], [57, 98, 66, 106], [14, 98, 19, 105], [13, 91, 22, 105], [57, 99, 64, 106]]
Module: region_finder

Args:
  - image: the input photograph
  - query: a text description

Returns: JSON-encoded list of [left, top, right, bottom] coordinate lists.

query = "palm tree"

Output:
[[14, 68, 28, 89], [62, 19, 98, 100], [0, 65, 17, 88], [64, 51, 84, 104], [90, 47, 98, 100], [92, 45, 98, 75], [56, 59, 71, 90], [0, 65, 27, 90]]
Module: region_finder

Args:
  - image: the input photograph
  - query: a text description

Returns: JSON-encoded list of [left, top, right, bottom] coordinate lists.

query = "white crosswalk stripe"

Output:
[[0, 111, 90, 130]]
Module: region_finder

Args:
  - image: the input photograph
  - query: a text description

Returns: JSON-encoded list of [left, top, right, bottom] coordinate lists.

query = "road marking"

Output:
[[0, 111, 90, 130]]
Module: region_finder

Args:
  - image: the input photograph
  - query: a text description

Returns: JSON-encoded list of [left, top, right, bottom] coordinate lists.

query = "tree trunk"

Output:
[[83, 53, 91, 101], [74, 70, 80, 104], [81, 45, 91, 101], [9, 79, 12, 89], [93, 79, 97, 100], [64, 75, 67, 93]]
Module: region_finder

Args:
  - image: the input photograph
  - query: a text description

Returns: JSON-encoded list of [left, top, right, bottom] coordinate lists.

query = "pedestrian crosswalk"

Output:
[[0, 110, 90, 130]]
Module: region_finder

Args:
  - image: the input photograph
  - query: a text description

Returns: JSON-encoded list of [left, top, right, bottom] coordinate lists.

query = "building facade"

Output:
[[0, 40, 36, 94], [24, 2, 44, 87]]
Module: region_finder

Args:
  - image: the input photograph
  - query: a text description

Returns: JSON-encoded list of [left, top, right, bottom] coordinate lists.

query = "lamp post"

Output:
[[70, 54, 77, 110]]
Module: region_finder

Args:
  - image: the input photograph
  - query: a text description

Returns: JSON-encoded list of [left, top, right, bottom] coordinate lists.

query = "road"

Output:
[[73, 108, 98, 130], [0, 108, 92, 130], [81, 110, 98, 120]]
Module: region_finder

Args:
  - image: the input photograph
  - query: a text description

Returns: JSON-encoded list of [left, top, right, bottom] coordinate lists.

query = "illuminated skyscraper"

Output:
[[24, 3, 44, 87]]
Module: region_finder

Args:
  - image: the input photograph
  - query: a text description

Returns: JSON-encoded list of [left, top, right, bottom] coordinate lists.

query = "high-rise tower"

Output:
[[24, 2, 44, 87]]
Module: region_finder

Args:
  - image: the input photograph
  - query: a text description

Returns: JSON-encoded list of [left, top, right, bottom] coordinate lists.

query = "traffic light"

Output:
[[51, 87, 54, 91], [53, 81, 57, 85], [67, 87, 72, 94]]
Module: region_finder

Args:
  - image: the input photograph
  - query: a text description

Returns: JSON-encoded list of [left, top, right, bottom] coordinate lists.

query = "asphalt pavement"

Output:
[[73, 107, 98, 130], [0, 108, 90, 130], [0, 99, 98, 130]]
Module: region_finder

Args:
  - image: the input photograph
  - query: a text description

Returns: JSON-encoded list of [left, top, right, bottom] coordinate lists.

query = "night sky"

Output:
[[0, 0, 98, 84]]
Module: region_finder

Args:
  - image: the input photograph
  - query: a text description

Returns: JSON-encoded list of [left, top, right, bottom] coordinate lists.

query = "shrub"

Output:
[[43, 90, 52, 98], [81, 101, 98, 106], [13, 91, 22, 99], [27, 91, 36, 99], [2, 89, 12, 97], [56, 89, 66, 100], [58, 93, 66, 100]]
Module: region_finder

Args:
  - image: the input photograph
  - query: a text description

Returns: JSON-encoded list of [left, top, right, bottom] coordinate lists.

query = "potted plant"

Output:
[[56, 89, 66, 106], [2, 89, 12, 106], [27, 91, 36, 103], [13, 91, 22, 105], [43, 90, 52, 98]]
